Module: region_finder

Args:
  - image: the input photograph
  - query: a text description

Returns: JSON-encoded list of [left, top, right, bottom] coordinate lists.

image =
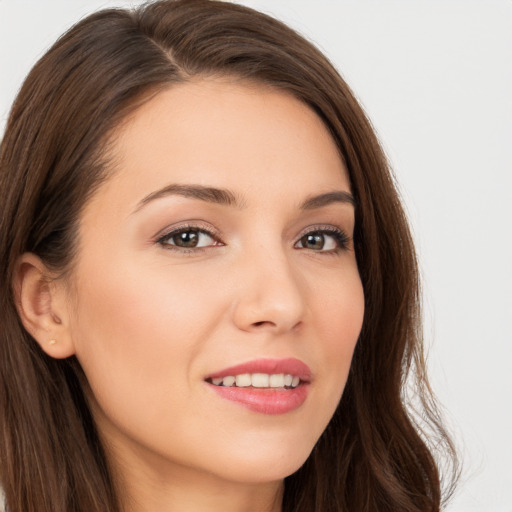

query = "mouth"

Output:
[[204, 358, 311, 414], [206, 373, 302, 389]]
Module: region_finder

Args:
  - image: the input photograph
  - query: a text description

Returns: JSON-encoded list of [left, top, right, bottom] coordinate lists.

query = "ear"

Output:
[[13, 253, 76, 359]]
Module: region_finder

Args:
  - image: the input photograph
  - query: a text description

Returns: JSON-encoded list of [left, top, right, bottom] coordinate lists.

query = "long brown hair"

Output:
[[0, 1, 458, 510]]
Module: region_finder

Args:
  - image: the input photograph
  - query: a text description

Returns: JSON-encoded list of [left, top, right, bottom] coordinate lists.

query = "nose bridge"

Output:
[[232, 237, 306, 333]]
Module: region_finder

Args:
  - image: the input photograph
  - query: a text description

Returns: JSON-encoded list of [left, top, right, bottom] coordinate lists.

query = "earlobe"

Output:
[[13, 253, 76, 359]]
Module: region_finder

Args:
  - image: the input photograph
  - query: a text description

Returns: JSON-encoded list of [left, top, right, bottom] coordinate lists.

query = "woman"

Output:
[[0, 1, 458, 511]]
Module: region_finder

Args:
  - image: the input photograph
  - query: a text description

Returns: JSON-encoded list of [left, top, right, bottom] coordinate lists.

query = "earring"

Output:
[[48, 339, 57, 345]]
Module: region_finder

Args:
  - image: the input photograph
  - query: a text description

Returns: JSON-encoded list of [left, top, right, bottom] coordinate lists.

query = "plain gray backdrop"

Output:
[[1, 1, 511, 511]]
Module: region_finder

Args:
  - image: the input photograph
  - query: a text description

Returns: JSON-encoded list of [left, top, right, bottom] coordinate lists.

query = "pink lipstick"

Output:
[[205, 358, 311, 415]]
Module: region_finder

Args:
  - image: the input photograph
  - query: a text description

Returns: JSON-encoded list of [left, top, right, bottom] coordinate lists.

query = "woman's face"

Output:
[[65, 79, 364, 487]]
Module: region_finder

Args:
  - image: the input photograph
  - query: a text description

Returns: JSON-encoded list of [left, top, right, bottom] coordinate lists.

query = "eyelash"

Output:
[[156, 223, 222, 254], [296, 226, 350, 254], [156, 223, 351, 255]]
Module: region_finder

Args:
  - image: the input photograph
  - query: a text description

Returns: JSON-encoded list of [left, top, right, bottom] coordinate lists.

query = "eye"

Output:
[[295, 228, 349, 252], [157, 226, 220, 250]]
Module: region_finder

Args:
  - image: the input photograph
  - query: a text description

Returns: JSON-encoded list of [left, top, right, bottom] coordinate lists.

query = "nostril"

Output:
[[252, 320, 276, 327]]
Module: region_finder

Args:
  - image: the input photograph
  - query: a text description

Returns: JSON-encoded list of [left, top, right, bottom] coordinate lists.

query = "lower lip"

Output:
[[207, 383, 309, 415]]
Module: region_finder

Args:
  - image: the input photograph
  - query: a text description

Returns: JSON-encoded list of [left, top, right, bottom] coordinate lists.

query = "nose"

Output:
[[231, 247, 306, 335]]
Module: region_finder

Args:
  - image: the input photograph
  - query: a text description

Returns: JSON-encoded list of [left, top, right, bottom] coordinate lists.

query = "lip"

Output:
[[205, 358, 311, 415], [205, 357, 312, 382]]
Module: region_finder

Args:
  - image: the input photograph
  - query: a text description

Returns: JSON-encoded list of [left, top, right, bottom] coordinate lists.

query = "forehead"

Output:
[[90, 78, 350, 215]]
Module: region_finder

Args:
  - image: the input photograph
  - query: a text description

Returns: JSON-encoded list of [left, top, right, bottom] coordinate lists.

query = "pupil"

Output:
[[305, 233, 324, 250], [176, 230, 198, 247]]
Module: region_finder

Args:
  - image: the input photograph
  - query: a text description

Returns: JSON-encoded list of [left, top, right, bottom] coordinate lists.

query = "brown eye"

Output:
[[160, 228, 216, 249], [173, 230, 200, 247], [300, 233, 326, 250], [295, 229, 349, 252]]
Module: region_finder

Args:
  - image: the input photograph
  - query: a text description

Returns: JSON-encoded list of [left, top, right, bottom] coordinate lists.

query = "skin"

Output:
[[18, 79, 364, 512]]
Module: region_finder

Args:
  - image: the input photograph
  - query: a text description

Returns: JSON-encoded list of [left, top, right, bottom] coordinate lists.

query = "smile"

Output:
[[205, 358, 311, 414], [207, 373, 301, 388]]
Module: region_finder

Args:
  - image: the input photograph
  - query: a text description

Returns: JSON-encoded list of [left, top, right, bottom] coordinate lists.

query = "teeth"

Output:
[[269, 374, 285, 387], [235, 374, 251, 387], [252, 373, 269, 387], [212, 373, 301, 388], [222, 376, 235, 387]]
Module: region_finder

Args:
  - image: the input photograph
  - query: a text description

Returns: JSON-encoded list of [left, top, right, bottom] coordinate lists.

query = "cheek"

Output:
[[312, 261, 364, 349], [310, 270, 364, 414], [326, 280, 364, 359], [68, 256, 221, 423]]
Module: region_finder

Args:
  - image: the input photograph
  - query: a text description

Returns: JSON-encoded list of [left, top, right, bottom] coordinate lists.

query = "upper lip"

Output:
[[205, 358, 312, 382]]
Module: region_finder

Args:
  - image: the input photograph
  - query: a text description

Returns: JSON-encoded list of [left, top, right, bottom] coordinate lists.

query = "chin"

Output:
[[210, 441, 314, 484]]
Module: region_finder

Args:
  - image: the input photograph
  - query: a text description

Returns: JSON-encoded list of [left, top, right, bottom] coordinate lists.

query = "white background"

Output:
[[1, 1, 511, 511]]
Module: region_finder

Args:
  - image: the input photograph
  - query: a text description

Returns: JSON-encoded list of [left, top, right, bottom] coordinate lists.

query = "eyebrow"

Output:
[[133, 183, 355, 213], [134, 183, 246, 213], [300, 190, 355, 210]]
